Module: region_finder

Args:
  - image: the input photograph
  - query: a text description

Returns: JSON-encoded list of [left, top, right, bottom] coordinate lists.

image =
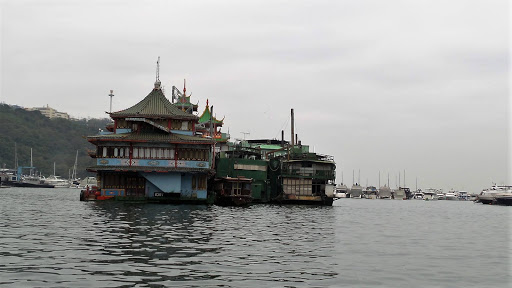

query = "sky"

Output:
[[0, 0, 509, 193]]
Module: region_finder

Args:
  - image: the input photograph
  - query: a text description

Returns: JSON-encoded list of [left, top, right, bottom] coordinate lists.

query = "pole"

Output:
[[109, 90, 114, 113], [290, 109, 294, 147]]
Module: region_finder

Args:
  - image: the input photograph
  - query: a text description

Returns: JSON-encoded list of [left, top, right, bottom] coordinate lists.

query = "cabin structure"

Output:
[[86, 69, 215, 203]]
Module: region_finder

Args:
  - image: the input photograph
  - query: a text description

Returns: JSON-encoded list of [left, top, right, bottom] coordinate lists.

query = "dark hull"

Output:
[[494, 196, 512, 206], [272, 195, 334, 206], [2, 181, 54, 188], [215, 195, 253, 206]]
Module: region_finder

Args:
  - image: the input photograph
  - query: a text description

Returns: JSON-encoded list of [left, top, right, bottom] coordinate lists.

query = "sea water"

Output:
[[0, 188, 510, 287]]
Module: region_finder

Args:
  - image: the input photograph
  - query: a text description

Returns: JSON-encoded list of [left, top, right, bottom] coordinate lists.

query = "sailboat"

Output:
[[69, 150, 80, 188], [378, 172, 392, 199], [349, 170, 363, 198]]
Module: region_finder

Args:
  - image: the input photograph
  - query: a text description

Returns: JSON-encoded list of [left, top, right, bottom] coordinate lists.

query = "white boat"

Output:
[[422, 188, 439, 200], [444, 190, 459, 200], [364, 186, 378, 199], [476, 184, 512, 204], [412, 191, 424, 200], [43, 162, 70, 188], [334, 184, 348, 199], [44, 175, 70, 188], [21, 174, 46, 185]]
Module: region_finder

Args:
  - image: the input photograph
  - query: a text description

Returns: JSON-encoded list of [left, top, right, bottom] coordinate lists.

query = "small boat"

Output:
[[213, 176, 253, 206], [334, 184, 348, 199], [378, 185, 392, 199], [391, 187, 408, 200], [364, 186, 378, 199], [44, 163, 70, 188], [349, 183, 363, 198], [412, 191, 424, 200], [444, 190, 459, 201], [44, 175, 70, 188], [422, 188, 439, 200], [457, 190, 470, 201]]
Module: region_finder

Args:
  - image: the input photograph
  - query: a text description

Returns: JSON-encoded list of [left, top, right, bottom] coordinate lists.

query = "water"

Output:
[[0, 188, 510, 288]]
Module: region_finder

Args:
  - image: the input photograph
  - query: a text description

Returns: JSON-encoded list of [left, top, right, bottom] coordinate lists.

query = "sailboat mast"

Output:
[[73, 150, 78, 179], [14, 143, 18, 170]]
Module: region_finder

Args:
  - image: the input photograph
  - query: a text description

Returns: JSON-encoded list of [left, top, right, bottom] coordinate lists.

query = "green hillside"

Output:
[[0, 103, 111, 179]]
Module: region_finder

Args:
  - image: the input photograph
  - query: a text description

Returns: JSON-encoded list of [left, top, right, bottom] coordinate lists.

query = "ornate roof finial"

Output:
[[154, 56, 161, 89], [183, 79, 186, 95], [206, 98, 209, 107]]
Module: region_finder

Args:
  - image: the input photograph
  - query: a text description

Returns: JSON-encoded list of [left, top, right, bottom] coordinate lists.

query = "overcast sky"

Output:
[[0, 0, 509, 193]]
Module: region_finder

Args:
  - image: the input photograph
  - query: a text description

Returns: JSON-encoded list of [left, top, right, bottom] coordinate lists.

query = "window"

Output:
[[102, 147, 107, 157], [233, 182, 242, 195]]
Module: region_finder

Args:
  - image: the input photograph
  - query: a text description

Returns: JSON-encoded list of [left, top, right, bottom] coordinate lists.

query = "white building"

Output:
[[26, 105, 70, 120]]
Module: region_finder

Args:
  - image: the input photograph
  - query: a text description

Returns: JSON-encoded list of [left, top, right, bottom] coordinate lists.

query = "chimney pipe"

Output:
[[291, 109, 295, 147]]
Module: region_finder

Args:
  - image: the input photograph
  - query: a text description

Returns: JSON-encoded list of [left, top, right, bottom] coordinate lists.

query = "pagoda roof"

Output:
[[174, 95, 198, 107], [198, 103, 224, 125], [110, 87, 197, 120], [87, 131, 214, 144]]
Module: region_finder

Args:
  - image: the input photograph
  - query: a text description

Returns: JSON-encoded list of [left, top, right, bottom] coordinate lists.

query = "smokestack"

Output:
[[291, 108, 295, 147]]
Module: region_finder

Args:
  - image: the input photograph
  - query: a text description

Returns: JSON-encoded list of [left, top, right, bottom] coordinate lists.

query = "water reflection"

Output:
[[0, 188, 338, 287]]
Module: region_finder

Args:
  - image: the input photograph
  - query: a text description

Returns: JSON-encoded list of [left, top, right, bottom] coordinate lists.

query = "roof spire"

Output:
[[183, 79, 186, 95], [154, 56, 161, 89]]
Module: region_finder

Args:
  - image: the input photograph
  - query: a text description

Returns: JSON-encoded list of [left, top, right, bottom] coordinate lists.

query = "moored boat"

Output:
[[378, 185, 391, 199], [44, 175, 70, 188], [213, 176, 253, 206], [476, 184, 512, 205], [334, 184, 348, 199], [349, 184, 363, 198]]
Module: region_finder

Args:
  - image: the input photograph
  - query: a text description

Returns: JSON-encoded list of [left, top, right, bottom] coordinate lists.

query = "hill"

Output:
[[0, 104, 111, 179]]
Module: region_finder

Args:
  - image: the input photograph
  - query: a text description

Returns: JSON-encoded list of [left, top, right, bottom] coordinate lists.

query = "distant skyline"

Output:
[[0, 0, 509, 193]]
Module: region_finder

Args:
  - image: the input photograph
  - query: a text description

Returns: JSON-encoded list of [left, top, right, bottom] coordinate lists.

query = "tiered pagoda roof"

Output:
[[110, 87, 197, 120], [174, 94, 198, 113], [198, 101, 224, 125]]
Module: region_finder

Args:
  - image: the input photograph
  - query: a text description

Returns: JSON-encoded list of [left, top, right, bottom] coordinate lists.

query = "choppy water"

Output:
[[0, 188, 510, 288]]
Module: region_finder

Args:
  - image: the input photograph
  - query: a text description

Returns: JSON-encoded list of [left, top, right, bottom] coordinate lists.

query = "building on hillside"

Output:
[[84, 68, 215, 203], [26, 105, 70, 120]]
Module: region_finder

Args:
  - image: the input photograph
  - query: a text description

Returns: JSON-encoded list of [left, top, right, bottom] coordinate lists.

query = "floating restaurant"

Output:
[[83, 66, 215, 203], [81, 61, 336, 206]]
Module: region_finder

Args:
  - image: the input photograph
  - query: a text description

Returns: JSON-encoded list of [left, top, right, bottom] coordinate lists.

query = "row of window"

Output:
[[98, 147, 209, 161], [115, 119, 193, 131], [192, 175, 208, 190]]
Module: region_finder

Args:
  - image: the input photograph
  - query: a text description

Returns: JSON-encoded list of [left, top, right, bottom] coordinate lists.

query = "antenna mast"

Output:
[[108, 90, 114, 113], [241, 132, 250, 140], [154, 56, 161, 89]]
